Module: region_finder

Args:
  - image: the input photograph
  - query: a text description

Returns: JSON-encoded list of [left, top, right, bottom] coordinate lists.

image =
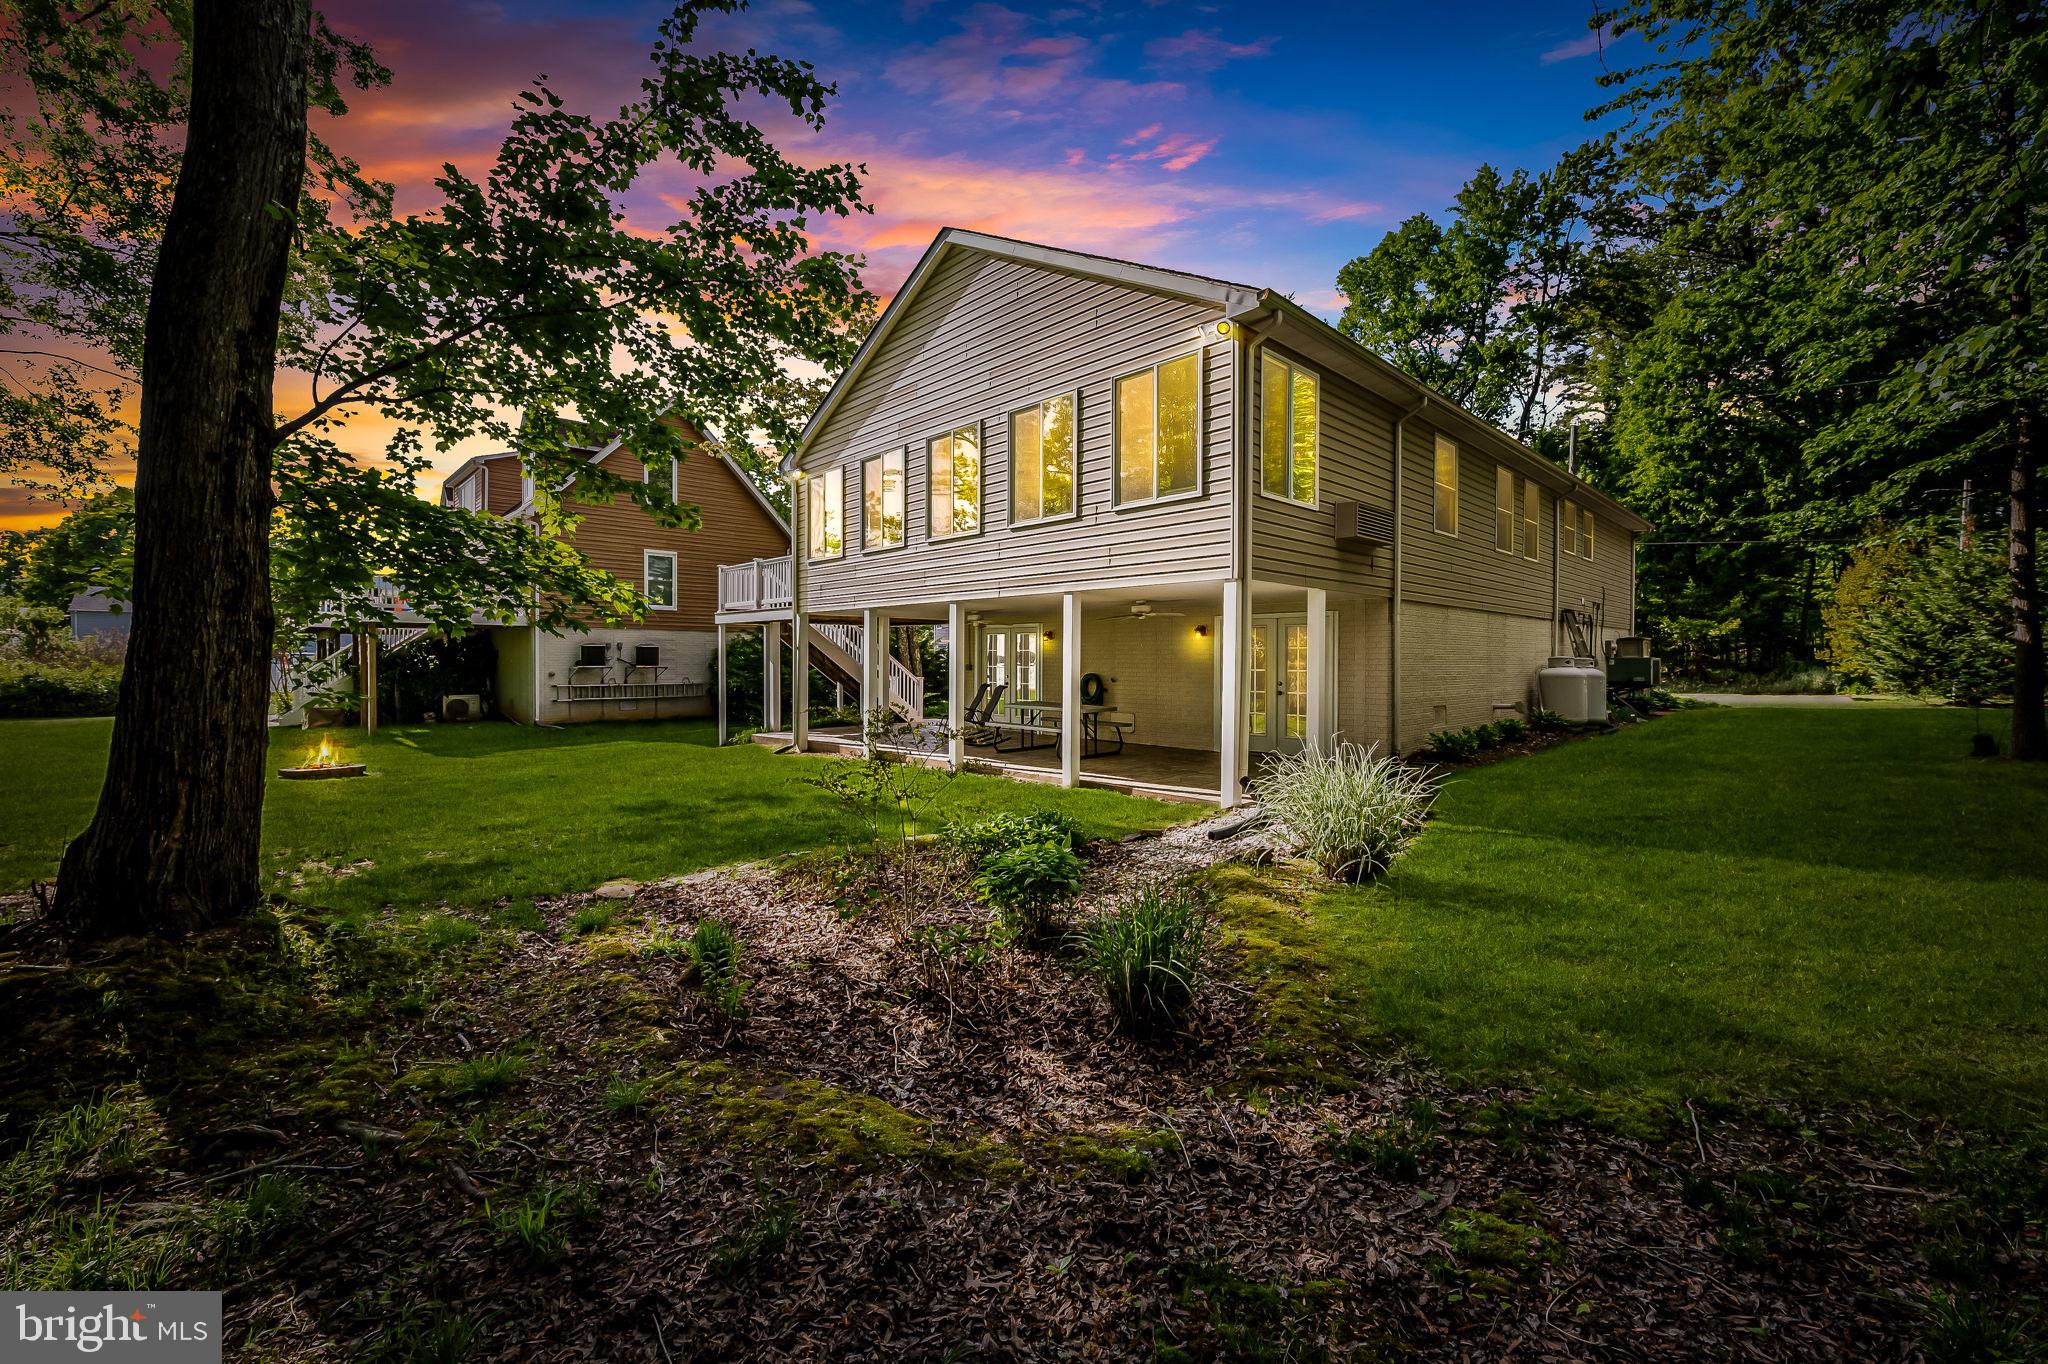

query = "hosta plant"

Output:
[[1252, 742, 1441, 882]]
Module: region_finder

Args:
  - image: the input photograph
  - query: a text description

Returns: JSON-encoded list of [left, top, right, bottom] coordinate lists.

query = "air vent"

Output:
[[1331, 499, 1395, 553]]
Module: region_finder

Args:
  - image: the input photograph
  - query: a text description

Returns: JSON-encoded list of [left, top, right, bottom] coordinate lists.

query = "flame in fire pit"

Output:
[[312, 737, 338, 768]]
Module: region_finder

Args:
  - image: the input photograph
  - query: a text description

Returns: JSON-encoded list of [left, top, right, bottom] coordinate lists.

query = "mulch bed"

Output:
[[0, 814, 2010, 1361]]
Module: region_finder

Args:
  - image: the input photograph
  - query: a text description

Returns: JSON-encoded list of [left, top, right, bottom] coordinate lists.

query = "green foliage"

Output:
[[1861, 542, 2011, 704], [1823, 534, 1916, 686], [602, 1076, 653, 1117], [1422, 727, 1481, 761], [439, 1052, 528, 1102], [945, 809, 1085, 860], [1251, 742, 1440, 882], [19, 490, 133, 608], [568, 905, 617, 937], [640, 924, 688, 959], [1080, 884, 1212, 1036], [1493, 716, 1528, 742], [1528, 707, 1570, 733], [0, 659, 121, 717], [1440, 1203, 1562, 1277], [972, 837, 1083, 936], [361, 1303, 479, 1364], [486, 1183, 593, 1266], [707, 1191, 800, 1278], [690, 917, 747, 1020], [1167, 1256, 1343, 1364]]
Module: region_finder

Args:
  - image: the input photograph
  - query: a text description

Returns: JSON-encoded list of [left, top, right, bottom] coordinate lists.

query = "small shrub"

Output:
[[1492, 715, 1528, 743], [1528, 707, 1569, 733], [0, 659, 121, 718], [1251, 742, 1441, 882], [972, 837, 1082, 937], [1471, 722, 1503, 750], [1080, 883, 1211, 1036], [945, 809, 1084, 860], [1423, 727, 1480, 761], [690, 917, 747, 1019]]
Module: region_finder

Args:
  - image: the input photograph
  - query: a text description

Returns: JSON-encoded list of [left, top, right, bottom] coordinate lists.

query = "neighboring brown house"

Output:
[[440, 422, 789, 724]]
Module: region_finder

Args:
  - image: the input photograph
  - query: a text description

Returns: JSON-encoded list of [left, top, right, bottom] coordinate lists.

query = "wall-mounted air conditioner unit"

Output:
[[1331, 500, 1395, 554], [441, 693, 482, 722]]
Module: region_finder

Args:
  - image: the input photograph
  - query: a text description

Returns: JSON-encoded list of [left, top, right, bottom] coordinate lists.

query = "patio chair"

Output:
[[957, 681, 990, 729], [964, 683, 1007, 746]]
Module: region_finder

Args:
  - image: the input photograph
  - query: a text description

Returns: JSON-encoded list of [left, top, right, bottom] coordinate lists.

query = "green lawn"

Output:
[[0, 718, 1189, 914], [1248, 704, 2048, 1122]]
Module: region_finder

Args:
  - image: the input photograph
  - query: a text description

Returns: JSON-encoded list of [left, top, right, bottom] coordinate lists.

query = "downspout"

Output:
[[1551, 486, 1563, 654], [1389, 395, 1429, 754]]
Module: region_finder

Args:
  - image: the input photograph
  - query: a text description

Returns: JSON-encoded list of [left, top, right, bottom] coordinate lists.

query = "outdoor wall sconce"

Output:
[[1043, 630, 1055, 643], [1194, 624, 1208, 638]]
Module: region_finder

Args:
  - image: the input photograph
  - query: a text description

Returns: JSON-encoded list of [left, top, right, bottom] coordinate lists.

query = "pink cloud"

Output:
[[1144, 29, 1272, 73], [1114, 129, 1219, 173], [1540, 24, 1616, 64], [883, 5, 1183, 119]]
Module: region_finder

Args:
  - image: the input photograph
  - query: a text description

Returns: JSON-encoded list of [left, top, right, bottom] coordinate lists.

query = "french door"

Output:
[[981, 625, 1041, 715], [1247, 614, 1310, 756]]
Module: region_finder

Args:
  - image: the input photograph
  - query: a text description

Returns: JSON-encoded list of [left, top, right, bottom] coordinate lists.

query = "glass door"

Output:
[[1247, 615, 1307, 756], [980, 625, 1040, 717]]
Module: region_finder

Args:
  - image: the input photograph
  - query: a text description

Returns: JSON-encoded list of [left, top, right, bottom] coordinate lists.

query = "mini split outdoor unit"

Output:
[[440, 693, 482, 722]]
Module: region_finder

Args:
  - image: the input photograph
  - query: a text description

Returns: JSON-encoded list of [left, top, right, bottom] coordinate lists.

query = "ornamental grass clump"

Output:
[[1252, 742, 1441, 882], [1080, 883, 1212, 1036]]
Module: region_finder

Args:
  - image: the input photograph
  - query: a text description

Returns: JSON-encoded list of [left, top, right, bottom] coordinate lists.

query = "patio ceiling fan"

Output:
[[1114, 599, 1186, 620]]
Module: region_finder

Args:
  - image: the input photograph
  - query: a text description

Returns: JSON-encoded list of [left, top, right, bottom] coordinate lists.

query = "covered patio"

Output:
[[717, 566, 1352, 808]]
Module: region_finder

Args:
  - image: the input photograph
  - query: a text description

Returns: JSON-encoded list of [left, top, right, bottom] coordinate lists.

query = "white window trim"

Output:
[[926, 422, 985, 542], [1112, 350, 1207, 509], [1562, 499, 1579, 556], [1432, 435, 1460, 537], [1008, 390, 1082, 528], [807, 466, 845, 561], [1257, 353, 1320, 508], [1583, 509, 1596, 562], [861, 448, 907, 553], [1522, 479, 1540, 561], [643, 549, 678, 610]]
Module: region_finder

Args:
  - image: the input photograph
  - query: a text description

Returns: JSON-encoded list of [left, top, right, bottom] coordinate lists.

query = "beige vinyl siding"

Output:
[[1248, 343, 1394, 596], [798, 249, 1235, 612], [1399, 419, 1557, 621], [1560, 505, 1637, 635]]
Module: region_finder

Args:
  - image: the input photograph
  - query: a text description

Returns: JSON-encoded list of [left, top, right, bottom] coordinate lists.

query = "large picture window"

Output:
[[807, 466, 843, 560], [643, 550, 676, 609], [862, 449, 904, 550], [1433, 435, 1459, 535], [1115, 353, 1200, 504], [1260, 353, 1319, 504], [1010, 393, 1077, 523], [928, 424, 981, 539]]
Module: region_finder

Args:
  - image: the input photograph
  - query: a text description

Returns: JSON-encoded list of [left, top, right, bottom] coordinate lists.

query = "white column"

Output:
[[763, 620, 783, 733], [947, 601, 967, 771], [791, 613, 811, 751], [1220, 578, 1249, 808], [861, 606, 890, 754], [1060, 593, 1082, 788], [1306, 586, 1330, 755], [715, 624, 728, 747]]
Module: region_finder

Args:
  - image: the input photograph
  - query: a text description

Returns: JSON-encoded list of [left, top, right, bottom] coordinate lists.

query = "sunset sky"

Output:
[[3, 0, 1635, 530]]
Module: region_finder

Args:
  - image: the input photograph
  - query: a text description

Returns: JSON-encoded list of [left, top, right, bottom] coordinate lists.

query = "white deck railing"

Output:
[[718, 554, 794, 612]]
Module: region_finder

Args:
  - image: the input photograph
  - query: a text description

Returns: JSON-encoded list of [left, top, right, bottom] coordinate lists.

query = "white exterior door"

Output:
[[980, 625, 1041, 715]]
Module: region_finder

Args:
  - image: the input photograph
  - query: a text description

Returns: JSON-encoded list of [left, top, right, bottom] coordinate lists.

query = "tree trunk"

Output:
[[2010, 409, 2045, 760], [54, 0, 312, 937]]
